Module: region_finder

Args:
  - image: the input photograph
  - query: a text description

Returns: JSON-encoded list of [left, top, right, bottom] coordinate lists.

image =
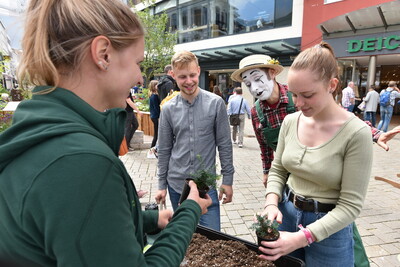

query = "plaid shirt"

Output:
[[251, 83, 294, 174], [341, 86, 355, 107]]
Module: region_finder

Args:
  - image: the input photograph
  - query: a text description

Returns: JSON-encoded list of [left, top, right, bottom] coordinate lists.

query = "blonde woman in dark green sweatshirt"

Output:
[[0, 1, 211, 266]]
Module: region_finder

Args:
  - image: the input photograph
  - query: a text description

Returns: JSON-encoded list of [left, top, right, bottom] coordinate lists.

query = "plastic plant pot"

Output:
[[178, 178, 210, 205], [256, 231, 280, 247]]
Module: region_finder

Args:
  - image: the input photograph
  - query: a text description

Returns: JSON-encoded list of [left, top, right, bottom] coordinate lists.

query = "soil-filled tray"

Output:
[[195, 225, 305, 267]]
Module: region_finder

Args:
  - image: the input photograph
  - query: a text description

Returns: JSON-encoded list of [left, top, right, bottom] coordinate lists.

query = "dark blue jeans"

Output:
[[363, 111, 376, 127], [278, 189, 354, 266], [377, 105, 393, 132]]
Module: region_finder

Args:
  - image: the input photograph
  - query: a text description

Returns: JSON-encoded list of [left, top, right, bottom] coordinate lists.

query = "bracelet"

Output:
[[264, 203, 278, 209], [298, 224, 314, 246]]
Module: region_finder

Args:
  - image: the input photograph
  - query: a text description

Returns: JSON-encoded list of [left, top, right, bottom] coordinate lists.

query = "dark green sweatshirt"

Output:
[[0, 86, 201, 267]]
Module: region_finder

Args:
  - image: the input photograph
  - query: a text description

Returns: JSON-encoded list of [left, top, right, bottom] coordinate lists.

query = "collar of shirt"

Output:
[[259, 83, 290, 111]]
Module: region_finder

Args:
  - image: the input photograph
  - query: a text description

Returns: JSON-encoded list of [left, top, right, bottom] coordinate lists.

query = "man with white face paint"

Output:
[[232, 55, 295, 188]]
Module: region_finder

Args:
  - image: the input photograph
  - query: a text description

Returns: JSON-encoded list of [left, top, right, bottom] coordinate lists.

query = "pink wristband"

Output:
[[298, 224, 314, 246]]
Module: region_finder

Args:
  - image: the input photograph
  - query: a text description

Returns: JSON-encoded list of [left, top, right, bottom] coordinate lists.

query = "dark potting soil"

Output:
[[180, 233, 276, 267]]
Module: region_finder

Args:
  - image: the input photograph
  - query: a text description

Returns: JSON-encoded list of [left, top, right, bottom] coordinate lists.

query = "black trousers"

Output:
[[125, 111, 139, 148], [151, 117, 159, 148]]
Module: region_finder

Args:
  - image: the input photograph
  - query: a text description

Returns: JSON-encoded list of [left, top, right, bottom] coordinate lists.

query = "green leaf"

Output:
[[134, 1, 177, 85]]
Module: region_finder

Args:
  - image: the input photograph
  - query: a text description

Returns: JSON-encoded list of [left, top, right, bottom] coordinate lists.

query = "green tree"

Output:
[[134, 2, 177, 85]]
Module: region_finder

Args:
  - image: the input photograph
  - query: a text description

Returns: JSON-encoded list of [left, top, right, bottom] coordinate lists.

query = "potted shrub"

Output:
[[179, 155, 221, 204], [250, 213, 280, 247]]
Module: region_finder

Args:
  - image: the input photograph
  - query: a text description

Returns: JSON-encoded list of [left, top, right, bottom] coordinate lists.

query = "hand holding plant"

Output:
[[250, 213, 280, 245], [179, 155, 221, 204]]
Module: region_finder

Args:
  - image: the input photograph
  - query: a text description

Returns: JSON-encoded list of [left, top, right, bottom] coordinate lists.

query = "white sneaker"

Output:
[[233, 140, 237, 144], [238, 144, 243, 148]]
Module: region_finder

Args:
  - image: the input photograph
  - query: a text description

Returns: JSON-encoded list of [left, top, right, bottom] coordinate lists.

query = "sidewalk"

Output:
[[120, 116, 400, 267]]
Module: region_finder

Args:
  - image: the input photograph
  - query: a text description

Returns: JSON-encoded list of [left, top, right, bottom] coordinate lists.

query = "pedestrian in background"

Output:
[[148, 80, 160, 158], [377, 81, 400, 132], [125, 87, 142, 150], [363, 85, 380, 126], [0, 1, 211, 266], [227, 87, 251, 147], [262, 42, 373, 266], [341, 81, 356, 111], [155, 51, 234, 231], [213, 84, 223, 98], [158, 64, 177, 102]]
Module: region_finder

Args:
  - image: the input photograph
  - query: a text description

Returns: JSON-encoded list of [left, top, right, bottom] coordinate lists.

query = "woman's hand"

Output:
[[263, 204, 283, 224], [377, 126, 400, 151], [258, 231, 308, 262], [263, 193, 282, 223]]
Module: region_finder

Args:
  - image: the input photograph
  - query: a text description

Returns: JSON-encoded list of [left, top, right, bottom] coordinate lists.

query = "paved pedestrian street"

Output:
[[120, 118, 400, 267]]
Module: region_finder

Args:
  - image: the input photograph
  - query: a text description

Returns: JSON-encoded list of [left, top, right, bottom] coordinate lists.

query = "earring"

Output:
[[98, 61, 108, 70]]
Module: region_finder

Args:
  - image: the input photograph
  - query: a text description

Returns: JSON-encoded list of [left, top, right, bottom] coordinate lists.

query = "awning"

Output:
[[319, 1, 400, 36], [192, 37, 301, 63]]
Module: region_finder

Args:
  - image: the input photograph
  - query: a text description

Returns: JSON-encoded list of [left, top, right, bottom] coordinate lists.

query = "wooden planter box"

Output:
[[135, 112, 154, 136]]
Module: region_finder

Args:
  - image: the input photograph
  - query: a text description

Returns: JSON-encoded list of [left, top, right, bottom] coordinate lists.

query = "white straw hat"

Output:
[[231, 54, 283, 82]]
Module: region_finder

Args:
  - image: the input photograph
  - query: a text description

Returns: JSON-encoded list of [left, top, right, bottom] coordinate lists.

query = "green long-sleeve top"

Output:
[[0, 86, 201, 266], [266, 112, 373, 242]]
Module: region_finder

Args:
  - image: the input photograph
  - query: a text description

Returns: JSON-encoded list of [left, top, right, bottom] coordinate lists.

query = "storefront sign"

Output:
[[348, 35, 400, 53]]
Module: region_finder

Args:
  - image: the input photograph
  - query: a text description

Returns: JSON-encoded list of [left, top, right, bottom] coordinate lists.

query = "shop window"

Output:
[[178, 1, 209, 43], [171, 0, 292, 43], [167, 12, 178, 32], [275, 0, 292, 27], [214, 6, 227, 37], [231, 0, 292, 34]]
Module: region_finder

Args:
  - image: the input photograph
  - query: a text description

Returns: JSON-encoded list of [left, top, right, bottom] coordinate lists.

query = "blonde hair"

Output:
[[18, 0, 144, 91], [171, 51, 199, 70], [149, 80, 158, 95], [291, 42, 340, 94]]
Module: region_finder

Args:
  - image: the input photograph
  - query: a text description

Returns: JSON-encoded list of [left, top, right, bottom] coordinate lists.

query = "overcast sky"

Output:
[[0, 0, 26, 50], [0, 14, 23, 49]]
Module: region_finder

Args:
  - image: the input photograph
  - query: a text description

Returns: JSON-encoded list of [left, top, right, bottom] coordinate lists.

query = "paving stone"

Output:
[[221, 222, 232, 229], [235, 234, 256, 243], [230, 218, 244, 225], [380, 243, 400, 254], [220, 215, 229, 223], [370, 255, 400, 267], [234, 224, 251, 235], [365, 245, 390, 257], [226, 210, 241, 220]]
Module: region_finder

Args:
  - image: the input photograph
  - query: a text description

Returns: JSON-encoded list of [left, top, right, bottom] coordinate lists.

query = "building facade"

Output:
[[302, 0, 400, 104], [137, 0, 303, 102]]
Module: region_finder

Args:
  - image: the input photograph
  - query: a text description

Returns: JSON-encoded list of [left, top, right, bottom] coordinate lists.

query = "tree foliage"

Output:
[[134, 2, 177, 85]]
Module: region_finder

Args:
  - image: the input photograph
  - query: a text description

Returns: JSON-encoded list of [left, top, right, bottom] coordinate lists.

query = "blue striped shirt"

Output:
[[227, 95, 251, 119]]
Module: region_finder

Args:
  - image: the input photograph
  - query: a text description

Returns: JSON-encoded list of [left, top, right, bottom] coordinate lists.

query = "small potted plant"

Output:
[[250, 213, 280, 248], [179, 155, 221, 204]]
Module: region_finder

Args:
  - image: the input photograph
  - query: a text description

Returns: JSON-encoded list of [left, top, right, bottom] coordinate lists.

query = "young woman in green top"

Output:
[[261, 42, 373, 266]]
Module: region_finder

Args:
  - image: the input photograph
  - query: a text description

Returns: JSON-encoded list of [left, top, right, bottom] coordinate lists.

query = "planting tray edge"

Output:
[[196, 225, 305, 267]]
